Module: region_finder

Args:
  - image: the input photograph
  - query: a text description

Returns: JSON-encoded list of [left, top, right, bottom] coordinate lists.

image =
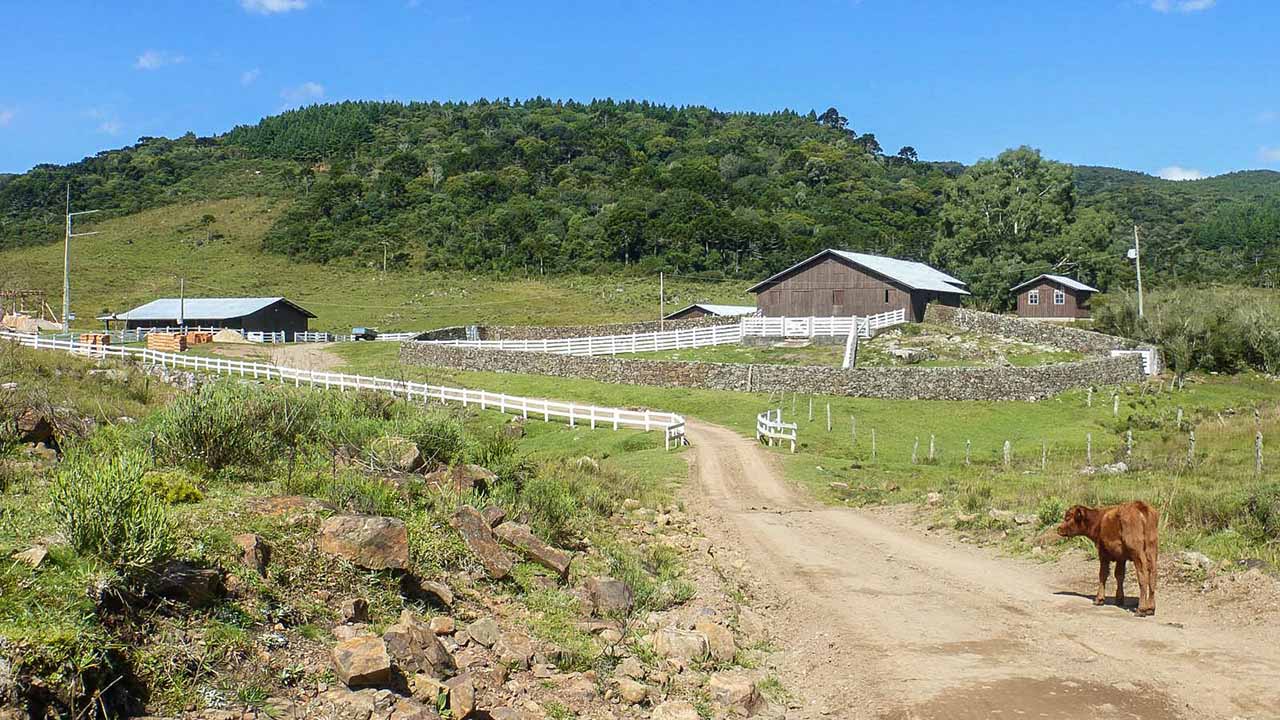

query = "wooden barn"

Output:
[[662, 303, 757, 321], [746, 249, 969, 321], [1010, 275, 1098, 320], [106, 297, 316, 335]]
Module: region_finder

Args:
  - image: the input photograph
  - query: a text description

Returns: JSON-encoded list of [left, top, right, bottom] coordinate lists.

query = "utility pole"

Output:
[[62, 183, 101, 331], [178, 277, 185, 328], [379, 241, 390, 275], [1133, 225, 1144, 318], [659, 271, 665, 331]]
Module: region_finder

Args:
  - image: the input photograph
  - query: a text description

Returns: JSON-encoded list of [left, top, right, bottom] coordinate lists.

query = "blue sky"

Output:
[[2, 0, 1277, 177]]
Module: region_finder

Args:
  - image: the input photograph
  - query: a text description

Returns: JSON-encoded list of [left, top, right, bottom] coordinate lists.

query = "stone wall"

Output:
[[924, 304, 1136, 354], [399, 342, 1145, 402], [413, 315, 742, 342]]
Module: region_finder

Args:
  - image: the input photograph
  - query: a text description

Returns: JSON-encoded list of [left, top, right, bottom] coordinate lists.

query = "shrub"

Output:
[[50, 450, 176, 577], [401, 412, 466, 467], [1036, 496, 1067, 528], [142, 469, 204, 504]]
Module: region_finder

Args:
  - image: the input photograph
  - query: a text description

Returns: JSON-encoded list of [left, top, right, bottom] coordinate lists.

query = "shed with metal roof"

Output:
[[746, 249, 968, 321], [1010, 275, 1099, 320], [662, 303, 758, 321], [106, 297, 316, 334]]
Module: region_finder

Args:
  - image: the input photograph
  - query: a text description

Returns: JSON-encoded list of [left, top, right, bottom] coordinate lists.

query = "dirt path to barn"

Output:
[[684, 420, 1280, 720]]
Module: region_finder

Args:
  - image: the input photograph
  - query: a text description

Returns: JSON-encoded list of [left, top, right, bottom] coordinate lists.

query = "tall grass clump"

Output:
[[50, 449, 175, 577]]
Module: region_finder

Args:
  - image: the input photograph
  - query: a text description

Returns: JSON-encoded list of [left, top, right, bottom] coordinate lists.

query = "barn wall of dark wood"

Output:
[[240, 304, 312, 334], [752, 256, 921, 319]]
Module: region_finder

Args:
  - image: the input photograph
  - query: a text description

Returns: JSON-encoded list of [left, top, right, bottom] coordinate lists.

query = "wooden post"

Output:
[[964, 439, 971, 466], [1176, 406, 1183, 426], [1257, 432, 1264, 477], [791, 393, 796, 416], [871, 429, 877, 460], [1126, 430, 1133, 458], [1113, 393, 1120, 417], [1087, 387, 1093, 408], [1041, 442, 1047, 471], [1003, 440, 1011, 469], [1187, 429, 1196, 466], [1086, 433, 1093, 466], [808, 397, 813, 423], [928, 434, 936, 462], [912, 437, 919, 465]]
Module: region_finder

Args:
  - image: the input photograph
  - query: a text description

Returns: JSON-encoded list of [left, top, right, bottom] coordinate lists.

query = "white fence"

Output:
[[415, 312, 909, 358], [294, 331, 418, 343], [2, 331, 688, 449], [1110, 348, 1160, 376], [741, 309, 906, 340], [417, 323, 746, 356], [756, 408, 797, 453]]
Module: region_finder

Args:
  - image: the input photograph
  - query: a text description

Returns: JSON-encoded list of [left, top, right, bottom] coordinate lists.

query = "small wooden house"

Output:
[[106, 297, 316, 335], [1010, 275, 1099, 320], [662, 303, 757, 321], [746, 249, 968, 321]]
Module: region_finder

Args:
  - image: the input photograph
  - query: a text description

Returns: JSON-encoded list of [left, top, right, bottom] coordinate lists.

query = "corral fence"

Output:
[[414, 311, 909, 357], [756, 408, 797, 453], [2, 331, 688, 450]]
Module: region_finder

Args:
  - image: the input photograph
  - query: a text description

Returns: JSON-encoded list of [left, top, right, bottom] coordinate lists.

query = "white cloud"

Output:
[[135, 50, 186, 70], [1260, 147, 1280, 164], [241, 0, 308, 14], [241, 68, 262, 86], [280, 81, 325, 108], [1156, 165, 1206, 181], [0, 109, 14, 127], [98, 119, 122, 135], [1151, 0, 1216, 12]]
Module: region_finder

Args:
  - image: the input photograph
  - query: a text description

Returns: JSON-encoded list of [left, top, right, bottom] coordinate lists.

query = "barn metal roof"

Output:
[[1009, 274, 1099, 293], [746, 249, 970, 295], [663, 303, 758, 319], [111, 297, 317, 321]]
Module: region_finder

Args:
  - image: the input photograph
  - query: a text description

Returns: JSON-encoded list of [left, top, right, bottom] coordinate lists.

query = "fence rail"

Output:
[[2, 331, 688, 449], [756, 408, 797, 453], [741, 309, 906, 340]]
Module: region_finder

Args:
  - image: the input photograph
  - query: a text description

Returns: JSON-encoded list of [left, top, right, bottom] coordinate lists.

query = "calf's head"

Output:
[[1057, 505, 1092, 538]]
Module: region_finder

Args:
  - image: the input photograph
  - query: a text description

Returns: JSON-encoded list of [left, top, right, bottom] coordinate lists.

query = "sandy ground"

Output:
[[199, 341, 344, 372], [683, 420, 1280, 720]]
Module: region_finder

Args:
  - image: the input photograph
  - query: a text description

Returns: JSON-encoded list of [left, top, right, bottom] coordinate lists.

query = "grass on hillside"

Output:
[[0, 198, 749, 333], [335, 341, 1280, 566]]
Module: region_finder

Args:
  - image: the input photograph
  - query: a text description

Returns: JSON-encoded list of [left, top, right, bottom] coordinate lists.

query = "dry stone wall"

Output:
[[414, 315, 741, 342], [924, 305, 1136, 354], [399, 343, 1145, 402]]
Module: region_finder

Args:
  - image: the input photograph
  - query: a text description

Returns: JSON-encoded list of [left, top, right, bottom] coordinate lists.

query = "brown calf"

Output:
[[1057, 501, 1159, 616]]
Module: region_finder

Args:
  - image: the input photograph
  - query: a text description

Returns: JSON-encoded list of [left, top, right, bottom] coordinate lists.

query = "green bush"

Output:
[[142, 469, 204, 504], [1036, 496, 1067, 528], [50, 450, 176, 577], [401, 412, 466, 467]]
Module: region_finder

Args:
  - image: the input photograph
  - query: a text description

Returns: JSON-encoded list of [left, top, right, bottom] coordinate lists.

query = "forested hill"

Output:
[[2, 99, 1278, 306]]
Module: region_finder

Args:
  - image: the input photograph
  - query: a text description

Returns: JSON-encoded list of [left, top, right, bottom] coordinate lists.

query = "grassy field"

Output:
[[334, 341, 1280, 566], [0, 198, 749, 333]]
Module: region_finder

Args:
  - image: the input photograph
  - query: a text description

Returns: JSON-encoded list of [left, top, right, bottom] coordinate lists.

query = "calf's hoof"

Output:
[[1093, 597, 1106, 606], [1136, 607, 1155, 617]]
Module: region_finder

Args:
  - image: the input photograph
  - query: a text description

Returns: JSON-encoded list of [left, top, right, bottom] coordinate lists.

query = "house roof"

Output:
[[109, 297, 317, 321], [1010, 274, 1099, 294], [663, 303, 757, 319], [746, 249, 970, 295]]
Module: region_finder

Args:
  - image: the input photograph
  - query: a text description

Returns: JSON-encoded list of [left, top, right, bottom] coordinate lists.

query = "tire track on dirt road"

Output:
[[684, 420, 1280, 720]]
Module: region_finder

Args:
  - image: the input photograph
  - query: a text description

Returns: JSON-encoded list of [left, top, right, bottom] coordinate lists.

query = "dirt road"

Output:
[[684, 420, 1280, 720]]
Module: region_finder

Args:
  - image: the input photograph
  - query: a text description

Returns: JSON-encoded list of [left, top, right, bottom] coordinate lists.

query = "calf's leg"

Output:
[[1095, 558, 1110, 606], [1133, 555, 1153, 617], [1114, 560, 1126, 608]]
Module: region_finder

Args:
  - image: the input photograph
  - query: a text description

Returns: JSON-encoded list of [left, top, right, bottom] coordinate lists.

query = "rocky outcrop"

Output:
[[383, 611, 455, 678], [450, 506, 513, 579], [494, 522, 572, 580], [332, 636, 394, 687], [232, 533, 271, 577], [369, 435, 423, 473], [585, 577, 634, 617], [425, 464, 497, 495], [319, 515, 410, 570]]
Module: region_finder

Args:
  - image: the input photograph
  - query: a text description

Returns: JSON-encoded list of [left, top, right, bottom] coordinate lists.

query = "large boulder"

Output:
[[370, 436, 423, 473], [147, 560, 223, 607], [319, 515, 409, 570], [652, 628, 709, 665], [708, 671, 764, 715], [695, 618, 737, 663], [383, 611, 456, 678], [466, 617, 501, 648], [585, 577, 633, 617], [450, 506, 513, 579], [494, 631, 535, 670], [425, 464, 497, 495], [494, 522, 572, 580], [400, 575, 455, 608], [15, 408, 53, 445], [651, 701, 700, 720], [331, 636, 393, 688], [445, 673, 476, 719]]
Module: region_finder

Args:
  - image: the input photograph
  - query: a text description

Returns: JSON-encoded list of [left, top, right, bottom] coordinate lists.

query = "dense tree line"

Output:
[[2, 98, 1279, 306]]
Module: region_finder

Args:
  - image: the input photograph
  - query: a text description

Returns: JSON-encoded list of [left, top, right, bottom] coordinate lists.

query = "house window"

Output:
[[1054, 289, 1066, 305], [833, 289, 845, 306], [1027, 290, 1040, 306], [884, 289, 890, 304]]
